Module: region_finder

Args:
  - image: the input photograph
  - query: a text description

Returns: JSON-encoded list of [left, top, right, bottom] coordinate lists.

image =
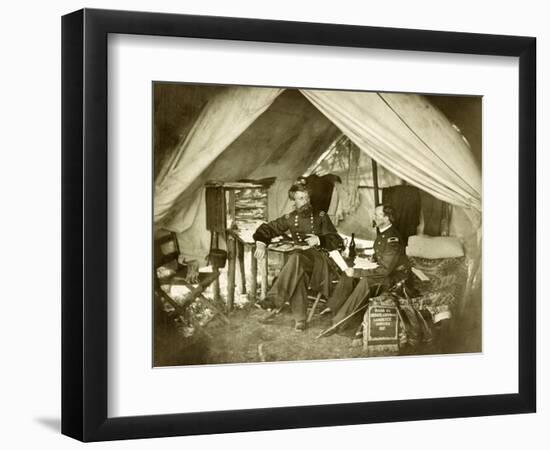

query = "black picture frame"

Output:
[[61, 8, 536, 442]]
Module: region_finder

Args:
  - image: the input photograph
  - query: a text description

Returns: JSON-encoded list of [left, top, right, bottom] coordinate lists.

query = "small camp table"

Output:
[[226, 229, 305, 310]]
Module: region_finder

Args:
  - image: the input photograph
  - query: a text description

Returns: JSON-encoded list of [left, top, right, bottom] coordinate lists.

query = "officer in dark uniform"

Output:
[[253, 181, 343, 331], [325, 204, 410, 332]]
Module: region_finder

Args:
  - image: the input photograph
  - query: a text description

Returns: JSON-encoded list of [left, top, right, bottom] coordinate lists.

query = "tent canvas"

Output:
[[153, 85, 481, 276]]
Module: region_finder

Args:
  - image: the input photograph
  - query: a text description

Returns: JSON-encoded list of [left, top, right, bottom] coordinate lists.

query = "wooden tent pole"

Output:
[[371, 159, 380, 205]]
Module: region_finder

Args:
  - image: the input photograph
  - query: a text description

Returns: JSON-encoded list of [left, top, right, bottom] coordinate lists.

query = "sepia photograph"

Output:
[[153, 83, 482, 367]]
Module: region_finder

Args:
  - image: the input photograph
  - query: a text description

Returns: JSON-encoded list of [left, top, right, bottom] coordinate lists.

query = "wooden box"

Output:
[[205, 182, 269, 233]]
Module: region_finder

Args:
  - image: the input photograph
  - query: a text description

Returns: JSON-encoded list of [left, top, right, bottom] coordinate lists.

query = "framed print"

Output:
[[61, 8, 536, 442]]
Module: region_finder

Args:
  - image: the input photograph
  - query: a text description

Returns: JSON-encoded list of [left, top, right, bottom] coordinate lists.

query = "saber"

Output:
[[316, 302, 369, 339]]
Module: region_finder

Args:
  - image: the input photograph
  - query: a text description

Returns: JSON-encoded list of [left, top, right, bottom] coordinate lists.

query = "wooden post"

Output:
[[227, 235, 236, 311], [211, 231, 221, 302], [237, 240, 247, 295], [260, 250, 268, 299], [250, 248, 258, 302], [211, 267, 221, 304], [371, 159, 380, 205]]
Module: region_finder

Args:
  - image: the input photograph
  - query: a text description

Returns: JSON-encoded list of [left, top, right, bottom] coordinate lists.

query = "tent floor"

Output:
[[153, 300, 481, 367]]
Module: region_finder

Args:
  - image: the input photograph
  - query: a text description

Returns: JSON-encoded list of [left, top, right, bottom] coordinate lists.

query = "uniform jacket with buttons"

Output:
[[253, 207, 343, 251], [355, 224, 410, 283]]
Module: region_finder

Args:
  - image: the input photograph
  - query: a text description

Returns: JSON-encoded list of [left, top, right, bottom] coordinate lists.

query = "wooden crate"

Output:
[[205, 182, 269, 233]]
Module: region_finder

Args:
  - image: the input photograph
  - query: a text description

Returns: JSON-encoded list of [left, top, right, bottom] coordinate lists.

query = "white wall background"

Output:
[[0, 0, 545, 448]]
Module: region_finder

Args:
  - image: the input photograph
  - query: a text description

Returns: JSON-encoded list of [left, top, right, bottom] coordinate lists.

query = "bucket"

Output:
[[209, 248, 227, 268]]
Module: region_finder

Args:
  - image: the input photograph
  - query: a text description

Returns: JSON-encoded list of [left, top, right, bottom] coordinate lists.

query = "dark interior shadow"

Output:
[[35, 417, 61, 433]]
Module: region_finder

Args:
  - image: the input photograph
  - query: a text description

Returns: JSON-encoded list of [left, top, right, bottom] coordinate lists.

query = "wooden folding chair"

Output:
[[154, 231, 228, 328]]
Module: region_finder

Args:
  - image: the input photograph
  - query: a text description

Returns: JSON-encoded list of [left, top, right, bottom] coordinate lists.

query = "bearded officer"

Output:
[[323, 204, 410, 333], [253, 181, 343, 331]]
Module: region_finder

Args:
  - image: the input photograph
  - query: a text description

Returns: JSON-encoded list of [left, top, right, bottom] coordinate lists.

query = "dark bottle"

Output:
[[349, 233, 357, 261]]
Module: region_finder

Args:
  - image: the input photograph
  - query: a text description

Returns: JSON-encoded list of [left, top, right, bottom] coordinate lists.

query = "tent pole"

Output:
[[211, 231, 221, 303], [371, 159, 380, 205]]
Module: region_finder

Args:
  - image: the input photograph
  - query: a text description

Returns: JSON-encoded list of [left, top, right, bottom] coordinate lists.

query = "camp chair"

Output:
[[154, 231, 228, 327], [306, 254, 348, 323], [258, 262, 340, 326], [306, 278, 339, 323]]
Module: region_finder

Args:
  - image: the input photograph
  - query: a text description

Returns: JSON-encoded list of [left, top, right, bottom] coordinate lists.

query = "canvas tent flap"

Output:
[[155, 86, 284, 223], [156, 89, 340, 260], [300, 90, 482, 213]]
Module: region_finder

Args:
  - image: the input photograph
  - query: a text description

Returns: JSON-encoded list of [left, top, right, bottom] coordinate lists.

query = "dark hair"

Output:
[[288, 178, 312, 200], [378, 204, 395, 223]]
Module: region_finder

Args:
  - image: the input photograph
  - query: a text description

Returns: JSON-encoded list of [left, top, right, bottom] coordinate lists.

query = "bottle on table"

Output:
[[348, 233, 357, 262]]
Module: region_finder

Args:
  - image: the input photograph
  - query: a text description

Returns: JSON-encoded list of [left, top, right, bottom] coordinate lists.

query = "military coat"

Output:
[[253, 207, 343, 251], [354, 224, 410, 284]]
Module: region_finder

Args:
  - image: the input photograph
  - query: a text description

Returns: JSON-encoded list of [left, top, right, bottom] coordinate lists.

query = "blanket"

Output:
[[364, 256, 468, 347]]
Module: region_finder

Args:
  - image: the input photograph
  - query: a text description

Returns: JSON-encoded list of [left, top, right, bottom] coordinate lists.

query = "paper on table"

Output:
[[353, 257, 378, 270], [329, 250, 349, 271]]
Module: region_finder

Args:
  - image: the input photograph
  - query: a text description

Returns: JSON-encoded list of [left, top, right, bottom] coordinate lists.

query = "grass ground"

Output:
[[154, 292, 481, 367], [154, 305, 365, 366], [154, 254, 482, 366]]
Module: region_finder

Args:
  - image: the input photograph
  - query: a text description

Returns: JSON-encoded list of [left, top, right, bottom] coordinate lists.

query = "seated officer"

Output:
[[253, 180, 343, 332], [323, 204, 410, 333]]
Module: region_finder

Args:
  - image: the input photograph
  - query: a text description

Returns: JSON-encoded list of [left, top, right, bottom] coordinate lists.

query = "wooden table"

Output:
[[226, 230, 300, 310]]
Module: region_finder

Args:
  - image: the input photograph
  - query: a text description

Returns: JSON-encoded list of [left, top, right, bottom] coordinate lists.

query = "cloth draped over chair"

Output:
[[382, 185, 422, 245]]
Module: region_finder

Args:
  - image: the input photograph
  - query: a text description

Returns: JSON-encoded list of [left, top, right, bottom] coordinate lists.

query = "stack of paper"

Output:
[[353, 257, 378, 270]]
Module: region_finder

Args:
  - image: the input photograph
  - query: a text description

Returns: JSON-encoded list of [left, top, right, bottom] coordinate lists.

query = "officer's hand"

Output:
[[305, 234, 320, 247], [345, 268, 355, 277], [254, 242, 267, 260]]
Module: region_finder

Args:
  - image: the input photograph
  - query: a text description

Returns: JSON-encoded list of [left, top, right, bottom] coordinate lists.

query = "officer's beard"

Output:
[[295, 202, 312, 215]]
